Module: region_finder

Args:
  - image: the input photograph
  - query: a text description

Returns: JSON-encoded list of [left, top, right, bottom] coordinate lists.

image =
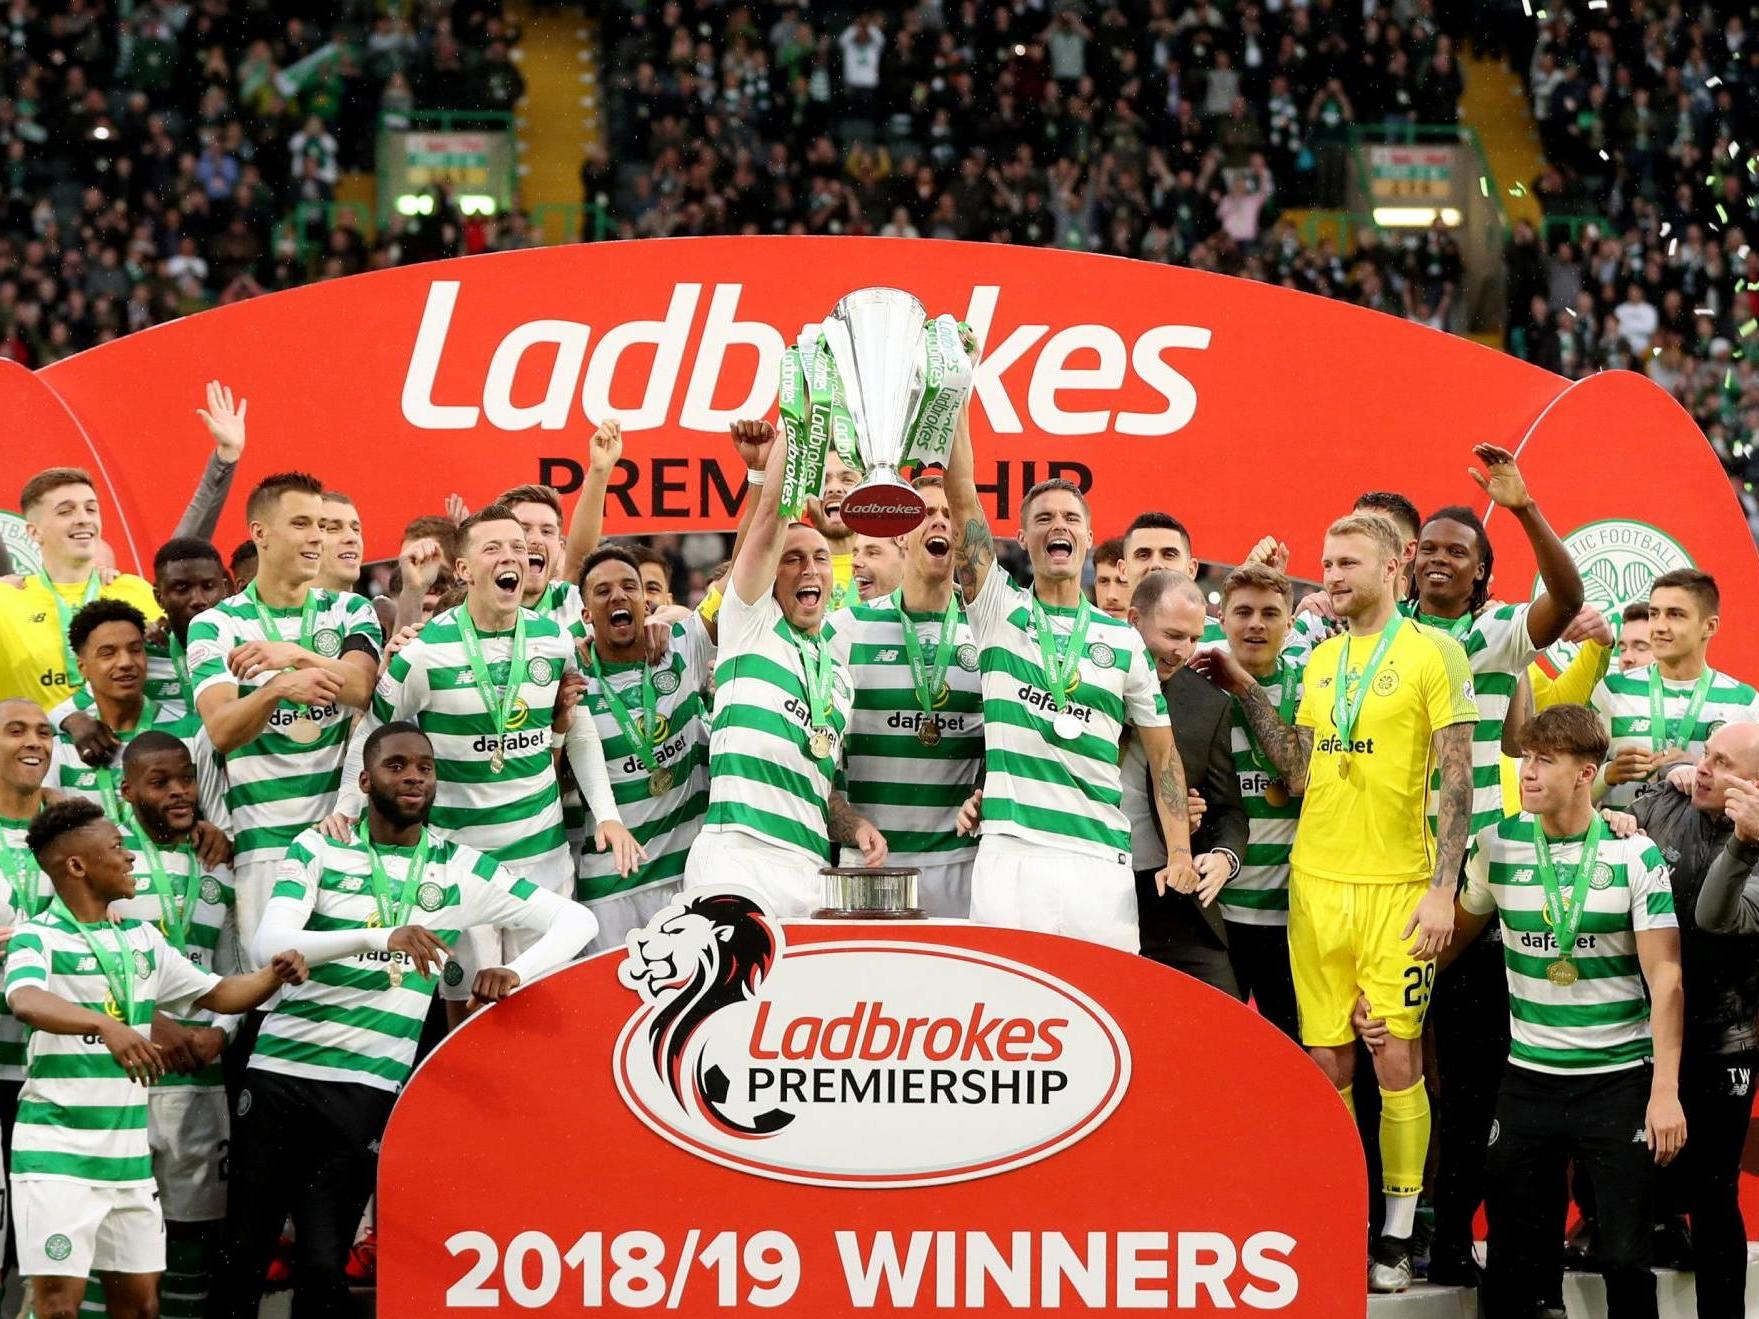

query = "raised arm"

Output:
[[1468, 444, 1583, 649], [729, 416, 791, 606], [700, 420, 780, 644], [1698, 781, 1759, 932], [563, 419, 623, 583], [176, 380, 246, 540], [945, 398, 993, 604], [1187, 648, 1312, 792]]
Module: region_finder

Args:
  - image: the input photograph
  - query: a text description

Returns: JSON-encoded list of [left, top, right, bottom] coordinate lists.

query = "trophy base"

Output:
[[840, 469, 926, 537], [815, 866, 926, 920]]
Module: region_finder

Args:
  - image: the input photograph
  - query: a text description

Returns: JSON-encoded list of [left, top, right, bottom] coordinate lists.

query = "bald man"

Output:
[[1607, 721, 1759, 1315], [1123, 571, 1247, 989]]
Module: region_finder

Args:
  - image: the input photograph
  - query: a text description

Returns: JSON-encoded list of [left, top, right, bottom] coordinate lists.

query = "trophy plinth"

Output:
[[815, 866, 926, 920], [839, 466, 927, 537]]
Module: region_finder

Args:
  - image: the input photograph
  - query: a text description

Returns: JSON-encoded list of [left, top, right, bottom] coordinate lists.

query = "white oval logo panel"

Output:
[[615, 898, 1130, 1189]]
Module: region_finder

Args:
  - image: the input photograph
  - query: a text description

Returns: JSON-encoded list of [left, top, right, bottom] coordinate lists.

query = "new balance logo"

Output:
[[1632, 1127, 1648, 1144], [1729, 1067, 1752, 1097], [873, 649, 900, 662]]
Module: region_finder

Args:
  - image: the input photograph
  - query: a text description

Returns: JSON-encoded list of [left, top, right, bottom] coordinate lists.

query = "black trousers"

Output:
[[1223, 920, 1300, 1042], [1430, 924, 1509, 1260], [209, 1069, 395, 1319], [1135, 870, 1241, 999], [1483, 1065, 1657, 1319], [1657, 1049, 1757, 1318]]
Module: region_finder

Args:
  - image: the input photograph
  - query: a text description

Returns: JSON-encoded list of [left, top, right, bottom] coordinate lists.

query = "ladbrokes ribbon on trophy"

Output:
[[774, 287, 974, 533]]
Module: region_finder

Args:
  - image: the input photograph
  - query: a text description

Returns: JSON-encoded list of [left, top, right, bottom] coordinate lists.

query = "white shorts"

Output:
[[970, 835, 1138, 952], [13, 1179, 164, 1277], [584, 881, 688, 954], [835, 852, 973, 918], [684, 830, 824, 917], [149, 1087, 228, 1222]]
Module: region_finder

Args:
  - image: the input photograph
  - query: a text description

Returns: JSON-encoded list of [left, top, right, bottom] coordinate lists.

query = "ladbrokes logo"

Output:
[[614, 887, 1130, 1188]]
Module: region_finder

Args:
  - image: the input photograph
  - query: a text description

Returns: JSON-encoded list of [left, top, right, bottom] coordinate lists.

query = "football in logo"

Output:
[[613, 888, 1131, 1188], [1537, 520, 1693, 669]]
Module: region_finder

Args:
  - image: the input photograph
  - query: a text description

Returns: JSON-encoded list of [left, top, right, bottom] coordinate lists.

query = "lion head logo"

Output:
[[619, 892, 791, 1138]]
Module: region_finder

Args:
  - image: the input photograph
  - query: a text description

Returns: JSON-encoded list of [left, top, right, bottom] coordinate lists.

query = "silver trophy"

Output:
[[820, 287, 970, 536]]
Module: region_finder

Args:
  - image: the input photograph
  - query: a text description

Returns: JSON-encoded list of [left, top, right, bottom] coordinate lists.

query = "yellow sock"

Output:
[[1379, 1080, 1429, 1201], [1336, 1083, 1355, 1119]]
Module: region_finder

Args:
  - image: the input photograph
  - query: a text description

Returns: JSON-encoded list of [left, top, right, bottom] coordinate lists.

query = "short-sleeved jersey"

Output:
[[0, 816, 51, 1082], [1293, 620, 1478, 884], [255, 828, 567, 1092], [349, 604, 577, 875], [967, 568, 1168, 863], [822, 596, 983, 869], [110, 823, 238, 1090], [1462, 816, 1676, 1074], [1416, 604, 1536, 836], [1221, 656, 1308, 926], [186, 589, 382, 867], [0, 573, 162, 710], [4, 914, 218, 1186], [575, 617, 714, 898], [532, 580, 586, 641], [703, 585, 853, 862], [1591, 663, 1759, 807]]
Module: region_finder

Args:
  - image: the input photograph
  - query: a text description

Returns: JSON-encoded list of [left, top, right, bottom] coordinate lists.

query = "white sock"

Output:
[[1382, 1192, 1418, 1240]]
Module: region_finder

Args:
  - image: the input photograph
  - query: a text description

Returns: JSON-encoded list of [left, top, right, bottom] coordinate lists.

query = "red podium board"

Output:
[[377, 891, 1366, 1316]]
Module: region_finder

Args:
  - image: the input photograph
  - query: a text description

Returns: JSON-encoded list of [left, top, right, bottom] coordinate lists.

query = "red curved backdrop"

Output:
[[5, 237, 1753, 672]]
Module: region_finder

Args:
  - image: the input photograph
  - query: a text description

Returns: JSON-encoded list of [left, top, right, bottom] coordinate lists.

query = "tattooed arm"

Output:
[[1404, 721, 1474, 960], [1236, 681, 1314, 793], [945, 397, 994, 605], [1136, 725, 1201, 898], [829, 790, 888, 867]]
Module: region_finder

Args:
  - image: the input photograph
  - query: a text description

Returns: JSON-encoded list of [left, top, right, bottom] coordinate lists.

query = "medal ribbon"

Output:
[[785, 625, 837, 753], [894, 590, 959, 718], [1239, 659, 1300, 777], [1648, 667, 1715, 752], [245, 583, 320, 718], [587, 645, 661, 773], [168, 633, 193, 709], [1333, 617, 1404, 749], [1415, 610, 1473, 642], [455, 608, 529, 744], [1029, 595, 1093, 714], [0, 822, 47, 918], [50, 896, 137, 1026], [133, 821, 202, 950], [357, 821, 431, 933], [39, 571, 101, 685], [1533, 816, 1605, 968]]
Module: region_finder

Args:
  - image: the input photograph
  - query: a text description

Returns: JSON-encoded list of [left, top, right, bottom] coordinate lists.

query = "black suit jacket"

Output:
[[1143, 665, 1249, 945]]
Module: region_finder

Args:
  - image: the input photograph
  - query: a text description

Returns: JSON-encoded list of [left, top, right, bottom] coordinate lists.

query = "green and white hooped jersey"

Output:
[[0, 816, 51, 1083], [1221, 658, 1308, 927], [186, 589, 383, 867], [1461, 815, 1675, 1074], [1279, 609, 1339, 666], [576, 617, 714, 899], [354, 605, 578, 874], [968, 569, 1168, 863], [822, 597, 983, 869], [110, 824, 238, 1091], [1422, 603, 1535, 837], [1591, 664, 1759, 807], [47, 709, 230, 831], [4, 914, 219, 1186], [256, 828, 565, 1092], [533, 580, 587, 640], [703, 584, 853, 863]]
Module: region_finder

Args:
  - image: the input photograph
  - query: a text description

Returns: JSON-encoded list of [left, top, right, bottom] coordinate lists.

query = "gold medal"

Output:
[[103, 989, 124, 1021], [917, 719, 942, 748], [808, 728, 834, 761], [489, 744, 506, 774], [1264, 780, 1290, 808], [1336, 754, 1351, 780], [387, 957, 404, 990], [366, 909, 382, 929], [1546, 959, 1578, 988], [648, 767, 675, 797], [284, 713, 323, 746]]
